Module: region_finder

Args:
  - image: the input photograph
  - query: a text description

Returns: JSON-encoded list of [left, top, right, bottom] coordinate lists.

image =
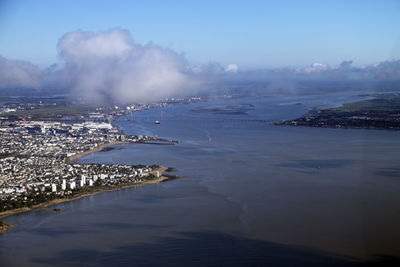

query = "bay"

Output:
[[1, 94, 400, 266]]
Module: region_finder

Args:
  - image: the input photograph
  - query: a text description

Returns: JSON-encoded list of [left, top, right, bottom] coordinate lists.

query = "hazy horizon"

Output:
[[1, 1, 400, 103]]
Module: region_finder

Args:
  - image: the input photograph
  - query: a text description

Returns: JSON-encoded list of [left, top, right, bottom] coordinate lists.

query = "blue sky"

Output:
[[0, 0, 399, 69]]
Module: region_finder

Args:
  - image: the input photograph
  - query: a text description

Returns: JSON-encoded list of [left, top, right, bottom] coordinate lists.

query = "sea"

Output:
[[1, 93, 400, 266]]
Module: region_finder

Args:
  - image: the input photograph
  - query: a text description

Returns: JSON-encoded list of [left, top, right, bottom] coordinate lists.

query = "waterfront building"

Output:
[[69, 181, 76, 190]]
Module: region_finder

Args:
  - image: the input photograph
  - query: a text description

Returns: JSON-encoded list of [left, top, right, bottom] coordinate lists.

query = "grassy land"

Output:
[[9, 104, 98, 118]]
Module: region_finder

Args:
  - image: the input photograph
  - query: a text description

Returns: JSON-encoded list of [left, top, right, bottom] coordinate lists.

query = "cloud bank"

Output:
[[55, 28, 200, 103], [230, 60, 400, 82], [0, 28, 400, 101], [0, 56, 42, 89]]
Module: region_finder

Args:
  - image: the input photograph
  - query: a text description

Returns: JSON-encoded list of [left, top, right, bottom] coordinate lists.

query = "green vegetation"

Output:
[[9, 104, 98, 119], [0, 171, 162, 213], [147, 174, 157, 180], [0, 186, 116, 212], [332, 94, 400, 113], [275, 94, 400, 130], [0, 220, 12, 233], [0, 192, 58, 212], [0, 153, 15, 159]]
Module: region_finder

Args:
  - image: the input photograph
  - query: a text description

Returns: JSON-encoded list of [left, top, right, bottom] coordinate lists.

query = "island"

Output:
[[274, 94, 400, 130]]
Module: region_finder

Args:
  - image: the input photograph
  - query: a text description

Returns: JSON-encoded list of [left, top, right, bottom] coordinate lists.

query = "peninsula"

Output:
[[274, 94, 400, 130], [0, 97, 181, 232]]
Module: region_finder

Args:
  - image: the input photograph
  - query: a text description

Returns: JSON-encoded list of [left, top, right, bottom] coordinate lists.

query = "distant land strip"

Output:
[[273, 94, 400, 130]]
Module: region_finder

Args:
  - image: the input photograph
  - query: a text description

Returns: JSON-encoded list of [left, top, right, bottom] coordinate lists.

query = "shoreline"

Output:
[[66, 139, 178, 163], [0, 166, 170, 225], [65, 141, 128, 163], [0, 127, 179, 232], [273, 94, 400, 130], [0, 221, 13, 234]]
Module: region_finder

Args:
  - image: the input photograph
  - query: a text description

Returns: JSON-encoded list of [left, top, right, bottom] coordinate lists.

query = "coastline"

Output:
[[273, 94, 400, 130], [65, 138, 178, 163], [0, 124, 179, 233], [65, 141, 128, 163], [0, 166, 170, 227]]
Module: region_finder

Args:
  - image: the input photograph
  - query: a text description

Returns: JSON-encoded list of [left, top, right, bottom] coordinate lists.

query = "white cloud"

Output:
[[56, 28, 198, 103], [296, 62, 330, 74], [225, 64, 239, 73], [1, 28, 400, 99], [0, 56, 42, 89]]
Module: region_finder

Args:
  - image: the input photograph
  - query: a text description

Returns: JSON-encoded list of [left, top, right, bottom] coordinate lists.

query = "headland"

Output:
[[274, 94, 400, 130], [0, 97, 181, 233], [0, 166, 174, 231]]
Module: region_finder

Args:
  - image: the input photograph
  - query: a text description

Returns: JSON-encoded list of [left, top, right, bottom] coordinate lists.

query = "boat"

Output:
[[155, 111, 163, 125]]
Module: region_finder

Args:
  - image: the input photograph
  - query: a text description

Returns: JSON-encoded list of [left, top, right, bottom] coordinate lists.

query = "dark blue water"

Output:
[[1, 94, 400, 266]]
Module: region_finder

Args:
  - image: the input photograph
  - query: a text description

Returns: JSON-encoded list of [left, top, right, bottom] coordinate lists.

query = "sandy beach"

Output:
[[65, 141, 128, 162]]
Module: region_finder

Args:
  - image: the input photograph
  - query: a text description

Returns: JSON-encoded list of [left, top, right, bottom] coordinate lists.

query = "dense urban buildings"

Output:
[[0, 98, 189, 211]]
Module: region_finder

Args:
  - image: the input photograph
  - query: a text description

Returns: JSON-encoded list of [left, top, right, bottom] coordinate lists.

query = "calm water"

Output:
[[1, 94, 400, 266]]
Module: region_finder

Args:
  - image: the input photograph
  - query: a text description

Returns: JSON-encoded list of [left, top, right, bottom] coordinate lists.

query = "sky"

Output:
[[0, 0, 400, 69], [0, 0, 400, 103]]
